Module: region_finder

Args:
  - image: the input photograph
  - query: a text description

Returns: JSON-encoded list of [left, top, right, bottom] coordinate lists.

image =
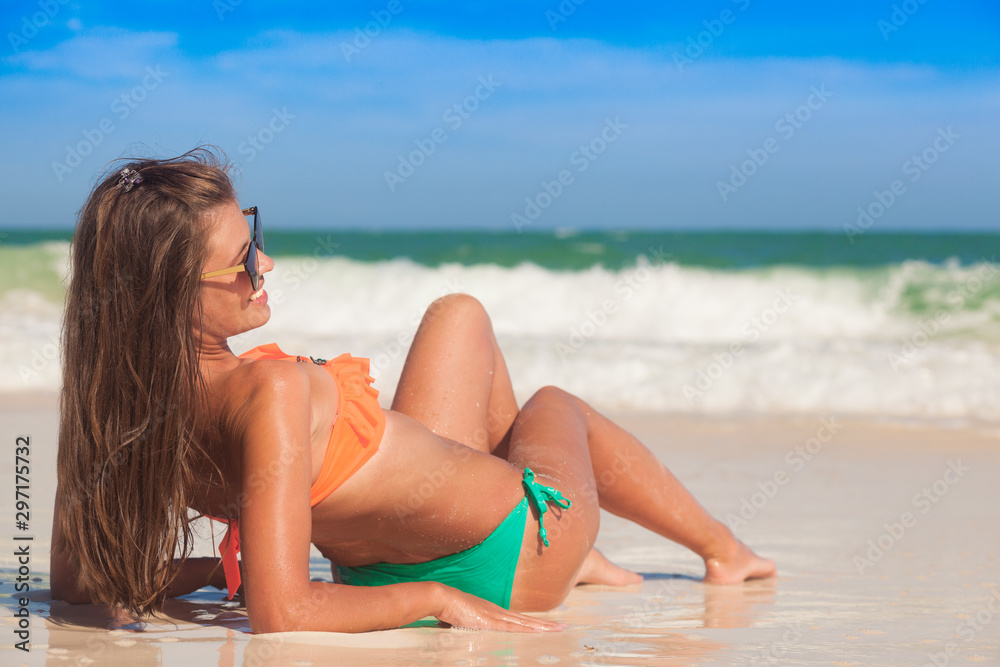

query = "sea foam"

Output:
[[4, 250, 999, 420]]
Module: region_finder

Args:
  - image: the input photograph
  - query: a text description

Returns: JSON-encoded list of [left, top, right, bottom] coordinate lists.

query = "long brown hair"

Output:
[[57, 147, 235, 616]]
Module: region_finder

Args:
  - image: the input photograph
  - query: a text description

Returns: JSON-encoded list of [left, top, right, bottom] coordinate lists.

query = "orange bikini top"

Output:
[[211, 343, 386, 599]]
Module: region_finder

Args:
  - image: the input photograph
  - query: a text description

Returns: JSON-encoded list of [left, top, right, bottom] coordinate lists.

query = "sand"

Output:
[[2, 394, 998, 666]]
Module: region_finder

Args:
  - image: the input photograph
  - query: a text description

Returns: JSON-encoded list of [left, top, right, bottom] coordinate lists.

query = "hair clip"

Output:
[[117, 168, 143, 192]]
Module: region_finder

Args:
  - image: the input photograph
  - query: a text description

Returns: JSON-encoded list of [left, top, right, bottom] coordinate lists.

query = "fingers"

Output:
[[491, 611, 564, 633], [505, 613, 566, 633], [444, 608, 565, 633], [438, 588, 565, 633]]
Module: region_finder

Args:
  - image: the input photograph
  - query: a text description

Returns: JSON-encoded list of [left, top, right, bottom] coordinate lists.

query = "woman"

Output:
[[51, 149, 775, 634]]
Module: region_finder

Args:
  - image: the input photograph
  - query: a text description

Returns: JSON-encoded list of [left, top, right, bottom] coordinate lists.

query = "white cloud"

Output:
[[213, 30, 946, 85], [5, 27, 178, 79]]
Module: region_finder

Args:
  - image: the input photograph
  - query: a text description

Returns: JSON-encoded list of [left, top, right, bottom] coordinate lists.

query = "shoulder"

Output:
[[239, 357, 309, 391], [235, 358, 312, 410], [217, 358, 312, 441]]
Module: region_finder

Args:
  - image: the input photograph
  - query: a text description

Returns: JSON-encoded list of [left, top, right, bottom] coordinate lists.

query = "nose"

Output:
[[259, 249, 275, 274]]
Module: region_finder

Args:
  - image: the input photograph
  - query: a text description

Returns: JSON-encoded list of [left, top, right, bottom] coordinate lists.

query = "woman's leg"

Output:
[[391, 294, 517, 455], [393, 295, 637, 585], [508, 386, 776, 610]]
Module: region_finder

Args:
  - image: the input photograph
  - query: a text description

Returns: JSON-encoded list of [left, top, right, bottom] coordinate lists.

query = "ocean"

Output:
[[3, 229, 999, 421]]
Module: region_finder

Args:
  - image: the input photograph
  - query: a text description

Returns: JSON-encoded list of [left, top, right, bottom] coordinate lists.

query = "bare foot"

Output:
[[574, 548, 643, 586], [703, 535, 777, 585]]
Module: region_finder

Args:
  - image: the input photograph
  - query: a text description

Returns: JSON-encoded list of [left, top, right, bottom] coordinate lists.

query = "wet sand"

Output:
[[1, 394, 998, 666]]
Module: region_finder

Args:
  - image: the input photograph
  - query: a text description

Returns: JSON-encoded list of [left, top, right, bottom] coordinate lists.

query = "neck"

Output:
[[197, 333, 241, 373]]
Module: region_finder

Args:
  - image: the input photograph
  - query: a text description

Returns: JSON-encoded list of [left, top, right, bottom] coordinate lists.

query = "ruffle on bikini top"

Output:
[[303, 352, 385, 505], [321, 354, 382, 449]]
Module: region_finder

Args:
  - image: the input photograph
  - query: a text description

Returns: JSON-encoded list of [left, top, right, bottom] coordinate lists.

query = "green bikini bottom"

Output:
[[333, 468, 571, 609]]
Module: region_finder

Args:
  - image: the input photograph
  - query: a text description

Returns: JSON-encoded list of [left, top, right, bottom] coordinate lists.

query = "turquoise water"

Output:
[[2, 229, 996, 270]]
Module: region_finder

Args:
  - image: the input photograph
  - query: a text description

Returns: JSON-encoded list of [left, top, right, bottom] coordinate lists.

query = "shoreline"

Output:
[[4, 389, 998, 433]]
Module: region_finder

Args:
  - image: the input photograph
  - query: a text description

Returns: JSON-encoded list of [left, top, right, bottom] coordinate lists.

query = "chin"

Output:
[[250, 309, 271, 327], [234, 311, 270, 338]]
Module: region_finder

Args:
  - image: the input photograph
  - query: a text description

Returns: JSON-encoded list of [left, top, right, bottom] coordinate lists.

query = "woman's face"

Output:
[[199, 200, 275, 342]]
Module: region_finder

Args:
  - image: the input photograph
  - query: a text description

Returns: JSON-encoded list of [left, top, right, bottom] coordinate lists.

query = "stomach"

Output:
[[308, 410, 526, 567]]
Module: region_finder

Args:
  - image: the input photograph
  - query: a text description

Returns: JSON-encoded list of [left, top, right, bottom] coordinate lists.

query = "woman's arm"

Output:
[[49, 489, 91, 604], [236, 361, 560, 633], [163, 557, 230, 598]]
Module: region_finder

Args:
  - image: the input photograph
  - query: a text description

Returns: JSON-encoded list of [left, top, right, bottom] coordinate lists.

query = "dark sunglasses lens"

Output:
[[247, 244, 260, 291], [254, 209, 264, 251]]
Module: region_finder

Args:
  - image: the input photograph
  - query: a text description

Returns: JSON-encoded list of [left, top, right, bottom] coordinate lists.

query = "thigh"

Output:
[[391, 294, 517, 453], [506, 387, 601, 610]]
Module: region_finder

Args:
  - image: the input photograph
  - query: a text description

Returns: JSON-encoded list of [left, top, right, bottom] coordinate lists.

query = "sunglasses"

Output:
[[200, 207, 264, 291]]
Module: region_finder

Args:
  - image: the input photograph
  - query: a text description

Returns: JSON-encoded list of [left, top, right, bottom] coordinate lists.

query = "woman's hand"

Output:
[[435, 586, 565, 633], [163, 557, 236, 599], [208, 559, 230, 592]]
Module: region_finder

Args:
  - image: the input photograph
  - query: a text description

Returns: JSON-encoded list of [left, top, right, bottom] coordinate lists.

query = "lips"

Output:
[[249, 281, 266, 303]]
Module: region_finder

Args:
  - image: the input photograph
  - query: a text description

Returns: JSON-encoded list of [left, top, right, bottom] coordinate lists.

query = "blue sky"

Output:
[[1, 1, 998, 231]]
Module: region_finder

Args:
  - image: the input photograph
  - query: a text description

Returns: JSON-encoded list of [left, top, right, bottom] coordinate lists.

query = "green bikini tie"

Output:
[[521, 468, 572, 547]]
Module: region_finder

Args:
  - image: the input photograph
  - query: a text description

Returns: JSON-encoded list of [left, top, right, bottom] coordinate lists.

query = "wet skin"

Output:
[[189, 200, 775, 632]]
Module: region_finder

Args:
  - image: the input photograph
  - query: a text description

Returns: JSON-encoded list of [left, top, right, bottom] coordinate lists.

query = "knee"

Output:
[[424, 293, 488, 325], [529, 385, 573, 406]]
